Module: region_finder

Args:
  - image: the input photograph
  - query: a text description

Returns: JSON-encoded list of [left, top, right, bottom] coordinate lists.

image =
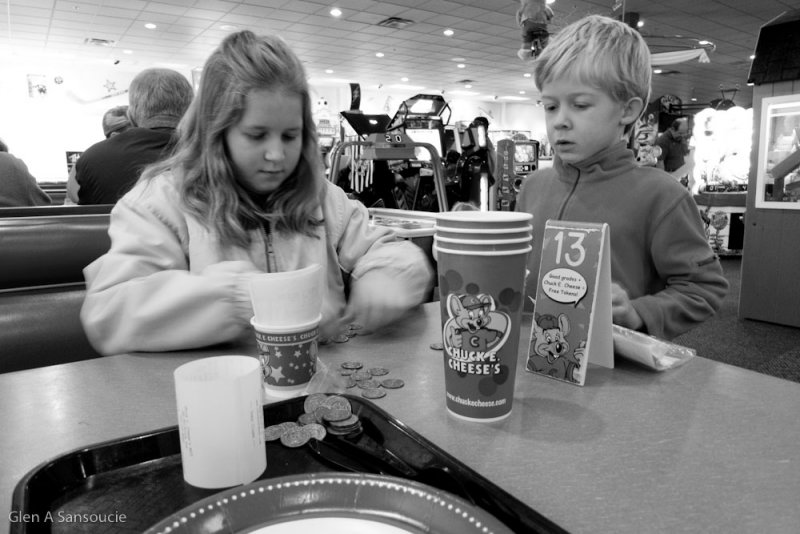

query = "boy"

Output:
[[516, 15, 728, 340]]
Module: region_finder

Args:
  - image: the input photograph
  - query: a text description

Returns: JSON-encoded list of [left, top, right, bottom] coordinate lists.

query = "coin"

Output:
[[333, 334, 350, 343], [323, 395, 352, 412], [341, 361, 363, 370], [368, 367, 390, 376], [280, 426, 311, 448], [327, 414, 359, 428], [345, 377, 357, 388], [361, 388, 386, 399], [381, 378, 405, 389], [339, 369, 354, 376], [353, 370, 372, 381], [430, 342, 443, 350], [357, 379, 381, 389], [347, 323, 364, 331], [297, 412, 318, 426], [323, 407, 351, 422], [303, 393, 329, 414], [264, 424, 287, 441], [304, 423, 327, 441]]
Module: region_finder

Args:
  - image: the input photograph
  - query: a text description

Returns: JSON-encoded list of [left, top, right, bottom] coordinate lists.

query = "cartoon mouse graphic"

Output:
[[444, 293, 508, 355], [528, 312, 585, 382]]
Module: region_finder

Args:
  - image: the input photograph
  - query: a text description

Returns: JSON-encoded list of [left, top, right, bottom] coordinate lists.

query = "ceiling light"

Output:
[[691, 97, 697, 102], [451, 57, 465, 62], [698, 40, 711, 46], [401, 77, 409, 82], [637, 20, 644, 28], [519, 90, 526, 94], [653, 68, 663, 74], [325, 69, 334, 74], [330, 8, 342, 17], [465, 84, 472, 89], [443, 29, 454, 36], [144, 23, 157, 30], [448, 90, 480, 96], [749, 54, 756, 60], [546, 0, 555, 3], [123, 49, 133, 55], [500, 96, 530, 101], [523, 73, 531, 78], [376, 52, 384, 57], [457, 64, 465, 69]]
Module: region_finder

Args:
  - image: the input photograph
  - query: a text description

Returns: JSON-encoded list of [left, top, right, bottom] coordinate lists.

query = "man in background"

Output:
[[656, 117, 693, 188], [0, 137, 51, 207], [71, 68, 193, 204]]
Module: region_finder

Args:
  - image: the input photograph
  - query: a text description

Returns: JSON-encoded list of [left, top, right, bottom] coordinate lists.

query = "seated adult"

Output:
[[72, 68, 194, 204], [65, 105, 131, 205], [0, 137, 51, 207]]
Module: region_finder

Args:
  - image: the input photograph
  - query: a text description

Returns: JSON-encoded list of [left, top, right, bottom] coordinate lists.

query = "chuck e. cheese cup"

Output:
[[434, 211, 533, 422]]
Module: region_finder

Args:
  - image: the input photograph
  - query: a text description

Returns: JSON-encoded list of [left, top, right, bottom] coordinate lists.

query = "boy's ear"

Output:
[[619, 97, 645, 127]]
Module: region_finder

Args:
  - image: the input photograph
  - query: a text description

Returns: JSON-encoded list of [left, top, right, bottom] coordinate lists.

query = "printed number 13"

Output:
[[553, 231, 586, 267]]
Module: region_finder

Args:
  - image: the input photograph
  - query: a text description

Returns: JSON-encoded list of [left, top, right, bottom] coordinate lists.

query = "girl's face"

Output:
[[226, 89, 304, 195], [541, 76, 640, 165]]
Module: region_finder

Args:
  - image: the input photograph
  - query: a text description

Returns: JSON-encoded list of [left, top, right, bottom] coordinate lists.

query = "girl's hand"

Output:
[[611, 283, 644, 331], [344, 271, 417, 333]]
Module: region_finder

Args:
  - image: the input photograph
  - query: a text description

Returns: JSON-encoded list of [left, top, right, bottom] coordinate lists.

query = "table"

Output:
[[2, 303, 799, 533]]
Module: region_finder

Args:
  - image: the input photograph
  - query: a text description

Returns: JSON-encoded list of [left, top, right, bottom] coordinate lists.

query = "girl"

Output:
[[81, 31, 434, 355]]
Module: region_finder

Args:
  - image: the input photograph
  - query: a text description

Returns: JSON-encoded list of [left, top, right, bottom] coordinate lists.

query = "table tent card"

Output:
[[526, 220, 613, 386]]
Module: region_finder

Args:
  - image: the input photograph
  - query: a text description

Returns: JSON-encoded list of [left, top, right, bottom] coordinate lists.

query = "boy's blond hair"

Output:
[[533, 15, 651, 131]]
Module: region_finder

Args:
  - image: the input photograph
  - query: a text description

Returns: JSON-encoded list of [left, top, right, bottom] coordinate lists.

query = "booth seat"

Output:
[[0, 213, 111, 373]]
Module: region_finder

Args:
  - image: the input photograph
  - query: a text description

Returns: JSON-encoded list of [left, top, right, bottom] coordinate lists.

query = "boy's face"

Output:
[[225, 89, 304, 195], [541, 76, 640, 165]]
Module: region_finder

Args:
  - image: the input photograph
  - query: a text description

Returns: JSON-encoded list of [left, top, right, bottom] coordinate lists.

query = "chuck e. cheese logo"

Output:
[[442, 293, 510, 375]]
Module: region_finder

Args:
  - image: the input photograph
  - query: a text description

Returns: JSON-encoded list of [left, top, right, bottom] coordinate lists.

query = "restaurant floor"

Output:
[[673, 256, 800, 383]]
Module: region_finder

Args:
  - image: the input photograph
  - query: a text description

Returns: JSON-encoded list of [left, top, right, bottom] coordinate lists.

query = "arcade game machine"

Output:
[[493, 138, 539, 211], [329, 109, 450, 270], [316, 118, 339, 170]]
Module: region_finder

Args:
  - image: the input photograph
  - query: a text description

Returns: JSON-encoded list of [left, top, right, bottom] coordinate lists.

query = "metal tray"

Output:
[[11, 395, 566, 533]]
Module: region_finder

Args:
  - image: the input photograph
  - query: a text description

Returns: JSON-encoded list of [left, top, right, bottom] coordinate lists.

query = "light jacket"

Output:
[[81, 173, 433, 355], [516, 141, 728, 340]]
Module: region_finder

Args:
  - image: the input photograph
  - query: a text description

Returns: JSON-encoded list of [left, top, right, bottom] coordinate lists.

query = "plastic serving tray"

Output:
[[11, 395, 567, 534]]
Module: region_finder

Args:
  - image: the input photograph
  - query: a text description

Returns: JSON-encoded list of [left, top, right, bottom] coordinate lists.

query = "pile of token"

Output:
[[339, 361, 404, 399], [263, 393, 362, 448], [319, 323, 363, 345]]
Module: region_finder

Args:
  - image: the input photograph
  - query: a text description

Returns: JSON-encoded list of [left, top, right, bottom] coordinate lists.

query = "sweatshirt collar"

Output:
[[554, 141, 638, 183]]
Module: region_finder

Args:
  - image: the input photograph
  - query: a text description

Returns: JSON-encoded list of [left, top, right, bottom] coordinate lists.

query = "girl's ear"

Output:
[[620, 97, 645, 128]]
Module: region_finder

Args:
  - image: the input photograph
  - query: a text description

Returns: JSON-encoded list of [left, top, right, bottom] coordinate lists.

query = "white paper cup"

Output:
[[174, 355, 266, 489], [249, 264, 323, 327]]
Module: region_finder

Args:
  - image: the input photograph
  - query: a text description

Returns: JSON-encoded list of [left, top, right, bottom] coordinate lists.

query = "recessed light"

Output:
[[464, 84, 472, 89], [221, 24, 237, 31], [637, 20, 644, 28], [519, 90, 526, 94], [523, 73, 531, 78], [653, 68, 663, 74], [749, 54, 756, 60], [457, 64, 465, 69], [144, 23, 157, 30], [325, 69, 334, 74], [330, 8, 342, 17], [376, 52, 384, 58], [123, 49, 133, 54], [401, 77, 409, 82], [691, 97, 697, 102], [443, 29, 454, 36], [698, 40, 711, 46]]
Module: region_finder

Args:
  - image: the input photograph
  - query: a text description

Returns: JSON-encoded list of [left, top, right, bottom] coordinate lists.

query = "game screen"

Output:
[[514, 143, 536, 163], [405, 128, 443, 161]]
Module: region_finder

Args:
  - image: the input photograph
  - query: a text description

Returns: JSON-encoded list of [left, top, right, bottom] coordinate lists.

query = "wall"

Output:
[[0, 59, 546, 183]]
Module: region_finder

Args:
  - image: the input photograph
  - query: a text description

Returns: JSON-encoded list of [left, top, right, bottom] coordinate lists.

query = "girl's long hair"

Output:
[[140, 30, 324, 247]]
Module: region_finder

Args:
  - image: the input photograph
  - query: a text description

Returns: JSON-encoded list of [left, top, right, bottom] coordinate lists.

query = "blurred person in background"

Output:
[[0, 137, 51, 207], [71, 68, 193, 204], [65, 105, 131, 204]]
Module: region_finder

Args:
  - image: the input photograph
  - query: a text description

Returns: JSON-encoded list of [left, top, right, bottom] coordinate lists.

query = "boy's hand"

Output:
[[344, 271, 417, 334], [611, 283, 644, 331]]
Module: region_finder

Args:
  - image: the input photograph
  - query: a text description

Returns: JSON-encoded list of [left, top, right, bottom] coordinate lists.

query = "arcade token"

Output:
[[430, 342, 443, 350], [322, 407, 351, 422], [356, 379, 380, 390], [304, 423, 327, 441], [297, 412, 318, 426], [341, 361, 363, 370], [368, 367, 390, 376], [323, 395, 352, 413], [332, 334, 350, 343], [381, 378, 405, 389], [352, 370, 372, 381], [304, 393, 329, 414], [361, 388, 386, 399], [345, 377, 357, 388], [264, 425, 286, 441], [340, 369, 354, 376], [280, 426, 311, 448]]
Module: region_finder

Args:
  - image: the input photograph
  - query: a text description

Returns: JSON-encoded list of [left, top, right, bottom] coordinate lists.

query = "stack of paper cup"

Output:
[[249, 264, 323, 399], [433, 211, 533, 422]]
